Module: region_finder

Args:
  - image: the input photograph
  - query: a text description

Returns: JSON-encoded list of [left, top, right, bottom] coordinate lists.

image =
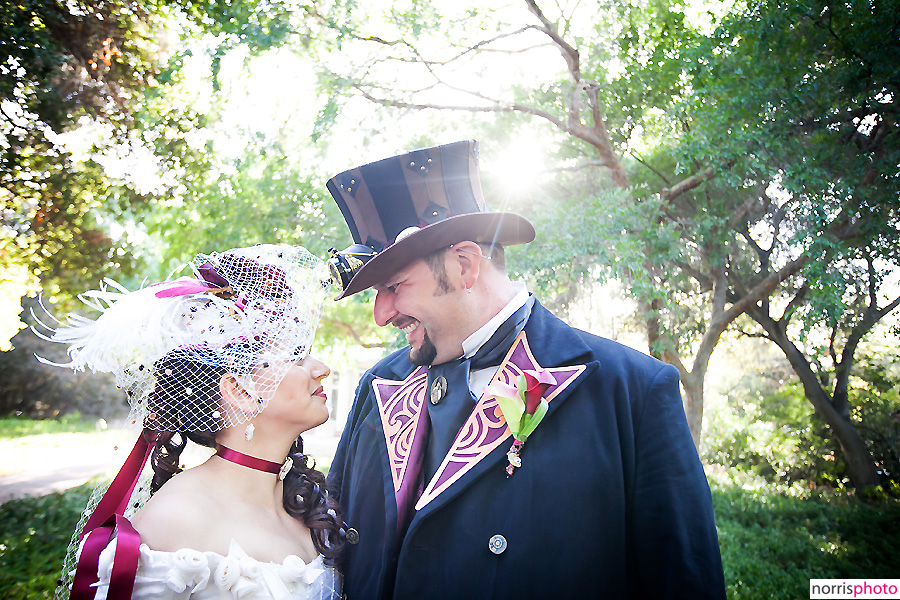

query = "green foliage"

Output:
[[0, 483, 94, 600], [1, 0, 162, 306], [317, 289, 392, 351], [712, 472, 900, 599], [851, 346, 900, 490], [2, 0, 895, 489], [1, 150, 143, 308], [682, 0, 900, 264], [165, 0, 302, 53], [0, 1, 155, 130], [706, 378, 849, 489], [0, 0, 334, 310], [511, 182, 636, 295], [602, 0, 698, 148], [144, 144, 345, 278]]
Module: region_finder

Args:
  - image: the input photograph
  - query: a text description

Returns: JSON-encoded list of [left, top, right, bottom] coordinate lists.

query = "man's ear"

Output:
[[219, 373, 255, 414], [451, 241, 484, 290]]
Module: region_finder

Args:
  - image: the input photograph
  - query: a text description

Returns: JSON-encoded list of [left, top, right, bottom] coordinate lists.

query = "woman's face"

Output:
[[260, 355, 332, 433]]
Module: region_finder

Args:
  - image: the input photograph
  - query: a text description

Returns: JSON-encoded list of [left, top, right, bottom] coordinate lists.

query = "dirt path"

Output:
[[0, 424, 342, 504]]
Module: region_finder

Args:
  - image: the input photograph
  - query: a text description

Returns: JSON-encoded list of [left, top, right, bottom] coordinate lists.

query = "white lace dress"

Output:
[[88, 538, 342, 600]]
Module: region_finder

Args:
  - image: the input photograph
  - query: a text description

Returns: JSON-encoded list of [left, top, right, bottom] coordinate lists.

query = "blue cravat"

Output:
[[423, 297, 534, 482]]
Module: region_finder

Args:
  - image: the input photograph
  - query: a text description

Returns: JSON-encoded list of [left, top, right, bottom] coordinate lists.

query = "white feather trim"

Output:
[[33, 279, 220, 375]]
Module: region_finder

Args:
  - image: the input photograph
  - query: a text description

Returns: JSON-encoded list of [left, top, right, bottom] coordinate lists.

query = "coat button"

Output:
[[346, 528, 360, 544], [488, 534, 507, 554]]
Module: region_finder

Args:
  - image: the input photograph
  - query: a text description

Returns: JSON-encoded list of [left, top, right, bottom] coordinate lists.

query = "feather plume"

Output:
[[33, 279, 219, 375]]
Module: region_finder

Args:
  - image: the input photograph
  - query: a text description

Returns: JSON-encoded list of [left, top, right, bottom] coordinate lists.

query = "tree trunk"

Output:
[[681, 370, 705, 449], [784, 341, 879, 489], [749, 308, 880, 489], [644, 297, 710, 448]]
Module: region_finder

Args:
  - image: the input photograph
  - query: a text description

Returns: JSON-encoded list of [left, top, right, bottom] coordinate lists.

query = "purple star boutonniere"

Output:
[[486, 368, 556, 477]]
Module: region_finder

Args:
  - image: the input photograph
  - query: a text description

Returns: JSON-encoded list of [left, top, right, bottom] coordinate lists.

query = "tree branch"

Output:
[[556, 159, 617, 172], [352, 83, 570, 126], [780, 284, 809, 324], [727, 193, 765, 229], [630, 150, 671, 186], [671, 258, 713, 291], [832, 260, 890, 417], [717, 255, 810, 329], [524, 0, 580, 79], [661, 167, 716, 202], [321, 318, 388, 349]]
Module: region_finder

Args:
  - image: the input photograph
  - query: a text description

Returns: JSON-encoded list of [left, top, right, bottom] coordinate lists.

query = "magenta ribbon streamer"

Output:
[[70, 430, 157, 600]]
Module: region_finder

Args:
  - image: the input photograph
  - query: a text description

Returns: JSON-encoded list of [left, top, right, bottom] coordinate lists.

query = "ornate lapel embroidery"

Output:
[[373, 365, 429, 516], [414, 331, 586, 510]]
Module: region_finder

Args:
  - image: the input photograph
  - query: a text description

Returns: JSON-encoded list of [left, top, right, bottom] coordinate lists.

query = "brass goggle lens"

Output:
[[327, 244, 377, 293]]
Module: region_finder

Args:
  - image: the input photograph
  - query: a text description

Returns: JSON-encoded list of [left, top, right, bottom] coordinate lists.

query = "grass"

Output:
[[0, 416, 132, 477], [3, 476, 898, 599], [0, 414, 103, 439]]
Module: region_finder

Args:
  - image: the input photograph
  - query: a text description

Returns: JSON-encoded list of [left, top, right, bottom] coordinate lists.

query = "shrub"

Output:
[[711, 471, 900, 599], [0, 483, 93, 600], [0, 297, 126, 419], [1, 470, 898, 599]]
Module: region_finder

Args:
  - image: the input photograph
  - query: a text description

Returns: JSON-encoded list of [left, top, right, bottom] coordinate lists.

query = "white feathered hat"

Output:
[[33, 244, 330, 432]]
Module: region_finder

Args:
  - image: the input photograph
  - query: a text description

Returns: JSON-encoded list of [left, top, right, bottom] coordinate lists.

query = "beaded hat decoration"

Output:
[[33, 244, 330, 433]]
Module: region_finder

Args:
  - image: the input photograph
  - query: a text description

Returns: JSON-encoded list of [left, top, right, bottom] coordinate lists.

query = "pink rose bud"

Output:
[[523, 369, 556, 414]]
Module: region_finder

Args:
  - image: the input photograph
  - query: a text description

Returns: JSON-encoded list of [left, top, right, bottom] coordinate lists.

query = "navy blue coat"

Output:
[[327, 302, 725, 599]]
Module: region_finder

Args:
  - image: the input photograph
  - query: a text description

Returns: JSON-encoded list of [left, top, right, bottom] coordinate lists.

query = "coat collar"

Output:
[[523, 299, 594, 367], [371, 301, 598, 521], [381, 346, 418, 380]]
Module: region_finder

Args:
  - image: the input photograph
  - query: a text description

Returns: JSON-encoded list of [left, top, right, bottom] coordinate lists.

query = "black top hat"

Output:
[[326, 140, 535, 299]]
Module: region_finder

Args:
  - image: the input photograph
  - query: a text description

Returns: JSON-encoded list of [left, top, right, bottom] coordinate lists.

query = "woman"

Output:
[[37, 244, 345, 600]]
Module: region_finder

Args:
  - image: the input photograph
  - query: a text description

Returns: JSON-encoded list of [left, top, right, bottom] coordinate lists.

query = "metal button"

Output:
[[430, 376, 447, 405], [346, 528, 360, 544], [488, 534, 507, 554]]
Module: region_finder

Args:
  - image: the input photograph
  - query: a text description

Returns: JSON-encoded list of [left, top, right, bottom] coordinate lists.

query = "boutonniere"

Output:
[[486, 368, 556, 477]]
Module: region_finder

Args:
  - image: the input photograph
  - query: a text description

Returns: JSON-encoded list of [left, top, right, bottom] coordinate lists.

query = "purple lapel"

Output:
[[415, 331, 585, 510], [372, 365, 429, 532]]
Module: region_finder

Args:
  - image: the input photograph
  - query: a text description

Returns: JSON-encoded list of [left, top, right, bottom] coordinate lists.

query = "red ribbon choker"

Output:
[[215, 445, 293, 480]]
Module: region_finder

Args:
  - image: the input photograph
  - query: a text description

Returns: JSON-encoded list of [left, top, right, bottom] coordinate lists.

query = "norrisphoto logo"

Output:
[[811, 579, 900, 599]]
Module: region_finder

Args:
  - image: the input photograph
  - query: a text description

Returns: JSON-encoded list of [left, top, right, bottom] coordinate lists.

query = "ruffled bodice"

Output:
[[90, 538, 341, 600]]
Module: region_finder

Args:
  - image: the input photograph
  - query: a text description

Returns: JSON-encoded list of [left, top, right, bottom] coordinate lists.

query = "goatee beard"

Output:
[[409, 330, 438, 366]]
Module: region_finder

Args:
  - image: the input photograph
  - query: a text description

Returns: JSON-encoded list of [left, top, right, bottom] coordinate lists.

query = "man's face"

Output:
[[373, 255, 464, 366]]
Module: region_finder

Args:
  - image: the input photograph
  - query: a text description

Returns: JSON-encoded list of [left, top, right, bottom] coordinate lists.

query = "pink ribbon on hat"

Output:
[[152, 279, 215, 298], [70, 430, 158, 600], [152, 279, 252, 314]]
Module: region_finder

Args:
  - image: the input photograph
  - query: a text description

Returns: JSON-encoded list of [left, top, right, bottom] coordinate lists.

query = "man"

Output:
[[325, 140, 725, 599]]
